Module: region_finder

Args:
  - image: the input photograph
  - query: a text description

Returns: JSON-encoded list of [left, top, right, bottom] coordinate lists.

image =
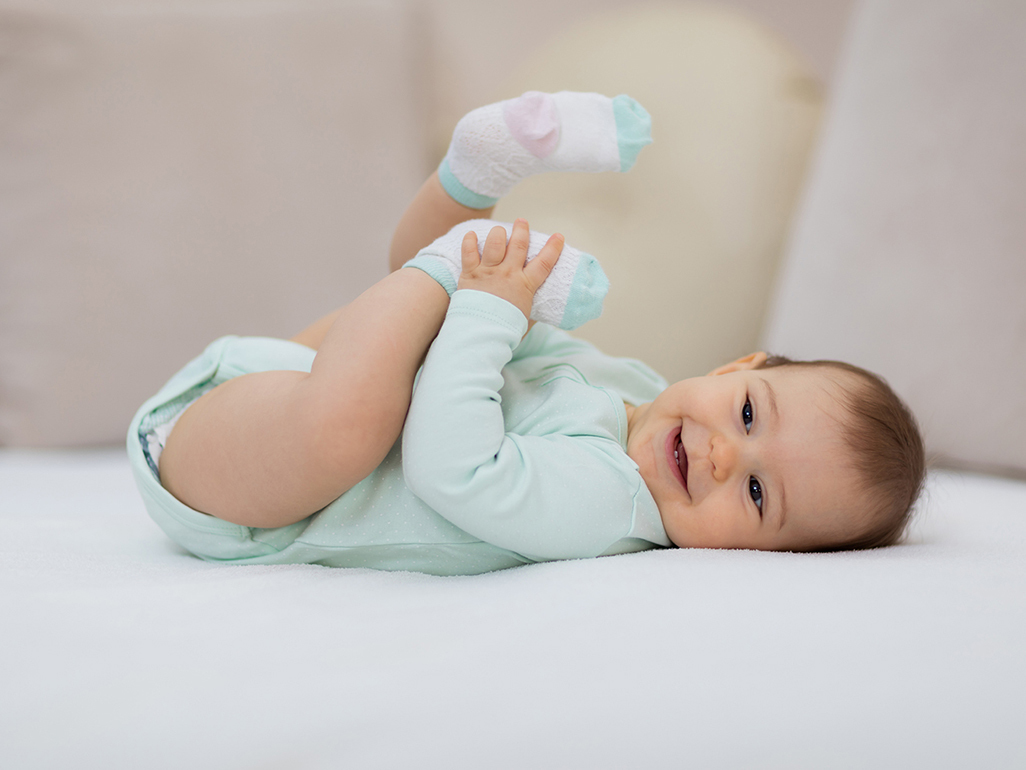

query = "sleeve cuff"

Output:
[[447, 290, 529, 338]]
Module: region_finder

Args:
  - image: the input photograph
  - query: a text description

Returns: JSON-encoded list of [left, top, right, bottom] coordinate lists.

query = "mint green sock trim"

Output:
[[612, 95, 653, 172], [403, 256, 457, 296], [558, 253, 609, 330], [438, 158, 500, 209]]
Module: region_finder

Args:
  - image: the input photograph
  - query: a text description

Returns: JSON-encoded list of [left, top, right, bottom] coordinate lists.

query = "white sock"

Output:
[[404, 219, 607, 330], [438, 91, 652, 208]]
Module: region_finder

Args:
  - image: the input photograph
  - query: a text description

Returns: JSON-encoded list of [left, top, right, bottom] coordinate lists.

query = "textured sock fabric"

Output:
[[438, 91, 652, 209], [404, 220, 608, 330]]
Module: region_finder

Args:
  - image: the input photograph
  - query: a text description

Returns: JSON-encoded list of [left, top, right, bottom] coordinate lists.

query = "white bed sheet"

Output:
[[2, 448, 1024, 769]]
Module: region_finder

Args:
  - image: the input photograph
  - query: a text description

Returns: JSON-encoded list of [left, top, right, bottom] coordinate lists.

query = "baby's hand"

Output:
[[457, 219, 564, 320]]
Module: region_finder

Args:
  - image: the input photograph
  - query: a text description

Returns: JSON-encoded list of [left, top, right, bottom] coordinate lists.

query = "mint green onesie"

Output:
[[128, 290, 672, 576]]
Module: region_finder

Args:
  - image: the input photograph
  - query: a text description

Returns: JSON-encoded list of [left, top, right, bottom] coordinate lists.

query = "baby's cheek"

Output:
[[702, 498, 756, 547]]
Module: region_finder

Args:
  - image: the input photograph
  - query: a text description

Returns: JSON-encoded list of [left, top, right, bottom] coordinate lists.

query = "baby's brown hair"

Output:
[[758, 356, 926, 551]]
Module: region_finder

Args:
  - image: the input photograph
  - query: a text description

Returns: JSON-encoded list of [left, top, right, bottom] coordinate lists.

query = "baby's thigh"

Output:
[[159, 370, 379, 529]]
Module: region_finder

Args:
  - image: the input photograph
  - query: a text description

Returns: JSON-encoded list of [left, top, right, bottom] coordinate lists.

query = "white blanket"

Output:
[[2, 449, 1024, 769]]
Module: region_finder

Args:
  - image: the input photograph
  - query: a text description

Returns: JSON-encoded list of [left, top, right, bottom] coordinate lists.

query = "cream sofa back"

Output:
[[0, 0, 426, 446], [761, 0, 1026, 476], [496, 5, 824, 384]]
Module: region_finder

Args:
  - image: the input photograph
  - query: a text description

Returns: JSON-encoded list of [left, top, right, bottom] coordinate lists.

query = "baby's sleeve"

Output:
[[402, 290, 640, 560]]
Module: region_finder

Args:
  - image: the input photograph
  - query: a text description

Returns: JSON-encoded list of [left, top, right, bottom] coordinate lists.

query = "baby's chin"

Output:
[[661, 522, 800, 551], [659, 522, 760, 550]]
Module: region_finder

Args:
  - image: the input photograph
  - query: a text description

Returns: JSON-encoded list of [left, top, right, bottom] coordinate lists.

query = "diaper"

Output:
[[139, 388, 211, 480]]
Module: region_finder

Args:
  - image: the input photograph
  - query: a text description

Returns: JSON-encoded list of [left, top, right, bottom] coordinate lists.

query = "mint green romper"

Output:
[[128, 290, 671, 576]]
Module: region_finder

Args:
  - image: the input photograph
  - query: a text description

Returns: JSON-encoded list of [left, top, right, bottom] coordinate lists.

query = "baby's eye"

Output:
[[742, 397, 754, 434], [749, 476, 763, 514]]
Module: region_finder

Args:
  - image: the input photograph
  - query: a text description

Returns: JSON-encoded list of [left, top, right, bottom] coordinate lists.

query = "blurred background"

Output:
[[1, 0, 1023, 480], [412, 0, 855, 159]]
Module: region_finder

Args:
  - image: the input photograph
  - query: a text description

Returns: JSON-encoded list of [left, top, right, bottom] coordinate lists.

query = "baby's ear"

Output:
[[707, 351, 767, 377]]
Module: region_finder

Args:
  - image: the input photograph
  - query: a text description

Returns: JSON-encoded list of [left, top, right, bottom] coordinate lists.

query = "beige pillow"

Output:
[[0, 1, 426, 447], [494, 4, 824, 385], [761, 0, 1026, 475]]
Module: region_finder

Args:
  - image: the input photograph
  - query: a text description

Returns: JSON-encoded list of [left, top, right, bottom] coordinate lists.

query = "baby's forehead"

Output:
[[763, 363, 860, 402], [761, 366, 859, 450], [765, 361, 847, 383]]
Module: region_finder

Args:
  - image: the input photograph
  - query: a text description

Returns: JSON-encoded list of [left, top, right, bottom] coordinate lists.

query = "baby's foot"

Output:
[[404, 219, 607, 330], [439, 91, 652, 209]]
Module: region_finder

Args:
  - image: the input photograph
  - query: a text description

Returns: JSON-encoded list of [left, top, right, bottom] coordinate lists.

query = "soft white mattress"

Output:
[[2, 448, 1025, 769]]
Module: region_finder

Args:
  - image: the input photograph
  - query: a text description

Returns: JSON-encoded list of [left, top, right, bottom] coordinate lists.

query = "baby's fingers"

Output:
[[482, 225, 508, 266], [524, 232, 564, 290], [506, 218, 531, 268], [460, 230, 479, 274]]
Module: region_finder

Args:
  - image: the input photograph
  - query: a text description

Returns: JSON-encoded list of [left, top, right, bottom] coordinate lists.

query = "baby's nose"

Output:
[[710, 435, 739, 481]]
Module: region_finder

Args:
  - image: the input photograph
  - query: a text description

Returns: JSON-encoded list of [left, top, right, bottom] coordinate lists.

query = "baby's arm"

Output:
[[402, 222, 637, 558]]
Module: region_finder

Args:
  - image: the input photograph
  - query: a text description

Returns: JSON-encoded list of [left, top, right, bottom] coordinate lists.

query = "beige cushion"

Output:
[[494, 4, 824, 385], [0, 0, 426, 447], [761, 0, 1026, 475]]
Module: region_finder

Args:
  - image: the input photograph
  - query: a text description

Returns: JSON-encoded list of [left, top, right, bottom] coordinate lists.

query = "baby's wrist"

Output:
[[455, 278, 531, 321]]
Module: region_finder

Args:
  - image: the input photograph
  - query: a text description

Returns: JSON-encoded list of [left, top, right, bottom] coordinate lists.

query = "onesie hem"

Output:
[[127, 336, 316, 561]]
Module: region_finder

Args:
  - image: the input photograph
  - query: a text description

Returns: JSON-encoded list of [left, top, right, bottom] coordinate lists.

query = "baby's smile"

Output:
[[667, 428, 689, 495]]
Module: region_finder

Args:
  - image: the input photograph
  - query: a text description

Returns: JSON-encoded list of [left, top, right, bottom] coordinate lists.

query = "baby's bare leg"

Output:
[[163, 164, 496, 528], [388, 171, 494, 273], [288, 172, 491, 354], [159, 269, 449, 528]]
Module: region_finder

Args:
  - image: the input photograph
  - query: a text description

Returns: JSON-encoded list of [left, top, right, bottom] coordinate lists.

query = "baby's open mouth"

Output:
[[668, 428, 688, 492]]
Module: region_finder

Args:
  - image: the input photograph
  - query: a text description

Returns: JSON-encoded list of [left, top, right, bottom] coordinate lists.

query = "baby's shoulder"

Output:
[[501, 362, 628, 449], [511, 322, 597, 361], [510, 323, 667, 405]]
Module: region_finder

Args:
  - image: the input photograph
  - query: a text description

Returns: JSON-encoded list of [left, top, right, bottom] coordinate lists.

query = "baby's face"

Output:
[[626, 357, 865, 551]]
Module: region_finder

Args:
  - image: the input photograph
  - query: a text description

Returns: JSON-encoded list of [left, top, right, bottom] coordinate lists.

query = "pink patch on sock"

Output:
[[503, 91, 560, 159]]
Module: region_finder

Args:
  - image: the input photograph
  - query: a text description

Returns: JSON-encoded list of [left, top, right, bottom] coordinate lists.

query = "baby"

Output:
[[128, 91, 925, 575]]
